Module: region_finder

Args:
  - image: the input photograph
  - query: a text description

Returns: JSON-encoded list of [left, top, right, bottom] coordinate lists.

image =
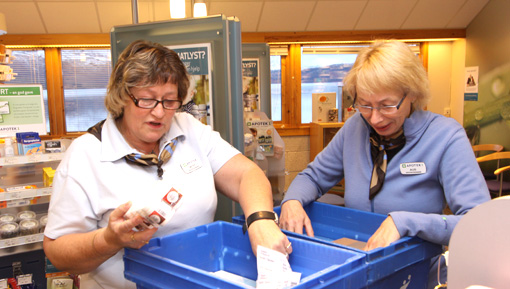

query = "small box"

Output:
[[124, 221, 367, 289], [44, 140, 62, 153], [312, 92, 336, 123], [233, 202, 442, 289], [43, 167, 55, 187], [16, 132, 42, 155]]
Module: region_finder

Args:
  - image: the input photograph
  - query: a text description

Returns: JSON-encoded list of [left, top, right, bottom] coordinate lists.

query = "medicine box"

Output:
[[124, 221, 367, 289], [15, 132, 42, 155], [233, 202, 442, 289]]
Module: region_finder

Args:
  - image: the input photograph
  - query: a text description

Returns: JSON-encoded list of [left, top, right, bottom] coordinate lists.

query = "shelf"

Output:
[[0, 233, 43, 249], [0, 186, 51, 208], [0, 153, 64, 166]]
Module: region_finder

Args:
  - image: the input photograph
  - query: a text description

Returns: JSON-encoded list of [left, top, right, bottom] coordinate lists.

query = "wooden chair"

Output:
[[472, 144, 504, 180], [476, 151, 510, 198], [472, 144, 504, 156]]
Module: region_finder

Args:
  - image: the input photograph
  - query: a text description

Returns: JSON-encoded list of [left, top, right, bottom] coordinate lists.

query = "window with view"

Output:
[[61, 49, 111, 132]]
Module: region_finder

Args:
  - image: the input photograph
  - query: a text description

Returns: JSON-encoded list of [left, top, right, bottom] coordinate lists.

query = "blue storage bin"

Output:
[[233, 202, 442, 289], [124, 221, 367, 289]]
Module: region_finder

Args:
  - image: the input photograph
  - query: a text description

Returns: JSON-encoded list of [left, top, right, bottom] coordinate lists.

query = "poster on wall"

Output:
[[242, 59, 260, 111], [0, 84, 47, 137], [167, 43, 213, 127], [464, 66, 479, 101]]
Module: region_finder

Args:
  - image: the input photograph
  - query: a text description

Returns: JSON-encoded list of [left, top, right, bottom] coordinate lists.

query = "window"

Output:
[[61, 49, 111, 132], [270, 55, 282, 121], [8, 49, 50, 132], [301, 46, 359, 123]]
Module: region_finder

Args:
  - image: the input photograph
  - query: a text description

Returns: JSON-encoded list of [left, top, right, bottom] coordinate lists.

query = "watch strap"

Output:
[[242, 211, 278, 234]]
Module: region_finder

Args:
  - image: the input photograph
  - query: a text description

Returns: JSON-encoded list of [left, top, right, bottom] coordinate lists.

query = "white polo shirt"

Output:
[[45, 112, 240, 289]]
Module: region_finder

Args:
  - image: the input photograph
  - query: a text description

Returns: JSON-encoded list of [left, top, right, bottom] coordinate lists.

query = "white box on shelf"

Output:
[[312, 92, 336, 123]]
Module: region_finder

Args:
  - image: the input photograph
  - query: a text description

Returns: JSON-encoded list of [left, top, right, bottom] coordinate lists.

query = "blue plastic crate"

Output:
[[124, 221, 367, 289], [233, 202, 442, 289]]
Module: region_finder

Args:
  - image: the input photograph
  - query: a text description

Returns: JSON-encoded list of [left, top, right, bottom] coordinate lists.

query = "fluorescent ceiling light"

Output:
[[193, 1, 207, 17], [170, 0, 185, 19]]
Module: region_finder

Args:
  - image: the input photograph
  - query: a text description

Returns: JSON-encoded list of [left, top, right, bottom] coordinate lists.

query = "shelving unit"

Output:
[[0, 151, 62, 288], [309, 122, 345, 197]]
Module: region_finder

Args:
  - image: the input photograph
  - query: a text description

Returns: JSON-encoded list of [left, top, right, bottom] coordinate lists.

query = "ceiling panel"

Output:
[[402, 0, 466, 29], [355, 0, 417, 30], [0, 0, 490, 35], [38, 2, 101, 33], [446, 0, 490, 28], [209, 1, 264, 32], [258, 1, 316, 32], [0, 2, 46, 34], [307, 1, 366, 31]]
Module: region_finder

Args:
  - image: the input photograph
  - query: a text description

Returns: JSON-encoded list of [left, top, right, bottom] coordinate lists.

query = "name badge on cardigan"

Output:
[[400, 162, 426, 175], [180, 158, 202, 174]]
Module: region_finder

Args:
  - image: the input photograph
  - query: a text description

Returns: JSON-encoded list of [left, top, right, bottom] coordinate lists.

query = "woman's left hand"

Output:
[[247, 219, 293, 257], [364, 216, 401, 251]]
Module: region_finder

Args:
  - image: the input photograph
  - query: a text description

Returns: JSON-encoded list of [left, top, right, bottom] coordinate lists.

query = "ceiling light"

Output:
[[193, 0, 207, 17], [170, 0, 186, 19]]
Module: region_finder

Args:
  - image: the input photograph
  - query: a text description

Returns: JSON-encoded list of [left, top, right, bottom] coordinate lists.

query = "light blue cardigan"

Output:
[[283, 109, 490, 246]]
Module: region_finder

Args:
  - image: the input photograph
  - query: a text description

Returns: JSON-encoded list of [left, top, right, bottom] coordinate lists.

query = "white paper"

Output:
[[256, 245, 301, 288]]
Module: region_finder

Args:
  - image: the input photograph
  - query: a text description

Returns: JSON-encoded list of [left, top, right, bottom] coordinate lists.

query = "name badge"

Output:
[[180, 158, 202, 174], [400, 162, 426, 175]]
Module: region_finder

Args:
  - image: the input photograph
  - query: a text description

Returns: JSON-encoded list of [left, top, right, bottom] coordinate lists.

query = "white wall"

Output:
[[427, 40, 466, 124]]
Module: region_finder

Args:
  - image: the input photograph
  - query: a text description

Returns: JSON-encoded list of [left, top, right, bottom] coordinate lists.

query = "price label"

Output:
[[0, 237, 19, 248], [3, 157, 15, 165], [0, 278, 8, 289], [17, 274, 33, 285]]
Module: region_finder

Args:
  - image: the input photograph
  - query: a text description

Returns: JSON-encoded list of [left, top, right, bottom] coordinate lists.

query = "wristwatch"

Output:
[[242, 211, 278, 234]]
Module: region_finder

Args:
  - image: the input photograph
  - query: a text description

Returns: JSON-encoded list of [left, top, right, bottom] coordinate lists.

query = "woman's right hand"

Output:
[[279, 200, 314, 237], [103, 201, 158, 250]]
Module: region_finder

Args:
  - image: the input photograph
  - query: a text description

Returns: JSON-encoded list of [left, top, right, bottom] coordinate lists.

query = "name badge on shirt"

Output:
[[400, 162, 426, 175], [180, 158, 202, 174]]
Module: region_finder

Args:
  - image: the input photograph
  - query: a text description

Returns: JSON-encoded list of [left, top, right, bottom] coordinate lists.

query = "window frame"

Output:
[[0, 31, 450, 138]]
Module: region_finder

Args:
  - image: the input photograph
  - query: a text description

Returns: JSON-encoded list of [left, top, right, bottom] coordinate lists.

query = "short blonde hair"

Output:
[[105, 40, 190, 119], [343, 40, 430, 110]]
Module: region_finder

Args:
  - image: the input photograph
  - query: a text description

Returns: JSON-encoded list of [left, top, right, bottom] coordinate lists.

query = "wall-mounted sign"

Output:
[[0, 84, 47, 137], [464, 66, 479, 101], [168, 43, 213, 127]]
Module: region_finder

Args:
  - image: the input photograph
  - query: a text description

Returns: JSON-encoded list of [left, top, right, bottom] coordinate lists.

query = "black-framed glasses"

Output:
[[128, 93, 182, 110], [353, 93, 407, 115]]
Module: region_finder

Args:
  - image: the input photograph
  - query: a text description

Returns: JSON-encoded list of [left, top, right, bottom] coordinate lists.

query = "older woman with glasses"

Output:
[[279, 40, 490, 288], [43, 40, 290, 289]]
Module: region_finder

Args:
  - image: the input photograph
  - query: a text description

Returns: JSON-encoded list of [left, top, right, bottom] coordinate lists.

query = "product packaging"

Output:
[[0, 221, 19, 239], [312, 92, 336, 123], [0, 213, 16, 224], [16, 210, 36, 222], [43, 167, 55, 187], [19, 219, 40, 236], [16, 132, 42, 155], [126, 185, 183, 229]]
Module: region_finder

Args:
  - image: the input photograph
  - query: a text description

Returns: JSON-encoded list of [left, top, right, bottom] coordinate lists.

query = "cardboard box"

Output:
[[312, 92, 336, 123]]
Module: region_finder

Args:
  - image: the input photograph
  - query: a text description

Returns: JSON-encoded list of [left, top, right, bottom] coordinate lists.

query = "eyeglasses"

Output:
[[353, 94, 407, 115], [128, 93, 182, 110]]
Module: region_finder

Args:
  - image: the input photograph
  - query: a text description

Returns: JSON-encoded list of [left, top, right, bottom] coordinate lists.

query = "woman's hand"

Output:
[[364, 216, 401, 251], [247, 219, 293, 257], [102, 201, 158, 250], [279, 200, 314, 237]]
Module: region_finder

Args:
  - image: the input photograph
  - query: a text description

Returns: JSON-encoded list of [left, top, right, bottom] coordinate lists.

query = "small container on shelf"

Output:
[[0, 221, 19, 239], [39, 214, 48, 233], [0, 213, 16, 225], [19, 219, 39, 236], [16, 210, 36, 222]]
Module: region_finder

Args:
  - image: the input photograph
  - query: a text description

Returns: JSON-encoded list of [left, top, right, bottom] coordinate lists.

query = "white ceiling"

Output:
[[0, 0, 490, 35]]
